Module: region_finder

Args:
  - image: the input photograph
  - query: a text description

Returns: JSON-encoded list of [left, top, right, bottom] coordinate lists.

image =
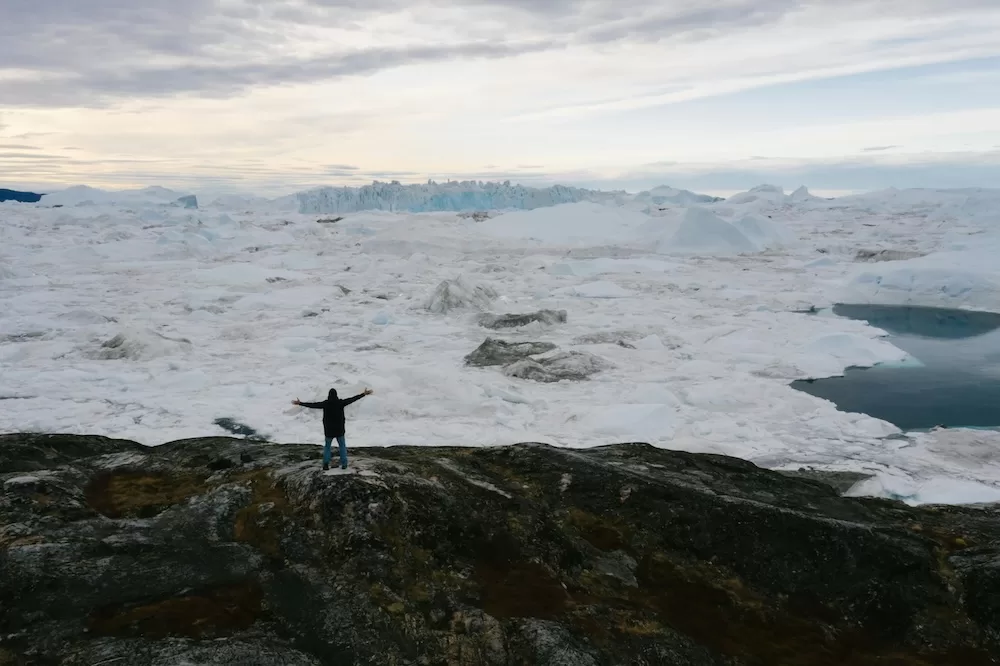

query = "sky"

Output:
[[1, 0, 1000, 196]]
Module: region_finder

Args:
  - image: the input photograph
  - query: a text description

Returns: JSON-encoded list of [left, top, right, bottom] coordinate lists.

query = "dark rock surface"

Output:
[[2, 433, 1000, 665], [778, 468, 874, 495], [458, 211, 492, 221], [478, 310, 568, 330], [464, 338, 557, 367]]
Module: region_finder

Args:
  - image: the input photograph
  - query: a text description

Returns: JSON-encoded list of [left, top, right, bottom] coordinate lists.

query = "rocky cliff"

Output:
[[1, 434, 998, 665]]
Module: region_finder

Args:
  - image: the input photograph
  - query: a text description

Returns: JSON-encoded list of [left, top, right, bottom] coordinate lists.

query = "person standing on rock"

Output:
[[293, 388, 373, 470]]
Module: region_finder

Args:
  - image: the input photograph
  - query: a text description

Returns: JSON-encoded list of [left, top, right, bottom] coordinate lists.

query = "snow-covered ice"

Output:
[[4, 183, 1000, 505], [577, 404, 677, 441], [842, 248, 1000, 312], [788, 332, 911, 378], [481, 202, 650, 245], [552, 281, 633, 298]]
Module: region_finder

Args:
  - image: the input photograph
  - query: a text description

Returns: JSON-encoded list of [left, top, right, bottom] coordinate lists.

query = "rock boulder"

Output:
[[478, 310, 568, 330], [464, 338, 557, 367]]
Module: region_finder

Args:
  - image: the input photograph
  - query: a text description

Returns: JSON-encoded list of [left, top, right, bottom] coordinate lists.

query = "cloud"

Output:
[[0, 39, 559, 107], [0, 0, 563, 106], [914, 68, 1000, 85], [4, 0, 1000, 193], [323, 165, 363, 177], [0, 152, 66, 160], [577, 1, 797, 45], [365, 170, 422, 178], [433, 167, 601, 184], [6, 0, 997, 108]]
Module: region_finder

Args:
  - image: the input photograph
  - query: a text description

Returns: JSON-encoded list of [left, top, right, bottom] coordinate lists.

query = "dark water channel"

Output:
[[791, 304, 1000, 430]]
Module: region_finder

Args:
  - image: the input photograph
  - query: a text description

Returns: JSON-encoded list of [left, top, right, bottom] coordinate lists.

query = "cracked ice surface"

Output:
[[3, 186, 1000, 505]]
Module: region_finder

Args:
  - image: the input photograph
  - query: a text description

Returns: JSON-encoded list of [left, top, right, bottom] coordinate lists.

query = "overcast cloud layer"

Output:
[[2, 0, 1000, 193]]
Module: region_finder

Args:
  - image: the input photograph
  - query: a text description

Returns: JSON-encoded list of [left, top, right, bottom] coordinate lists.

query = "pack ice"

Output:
[[3, 182, 1000, 506]]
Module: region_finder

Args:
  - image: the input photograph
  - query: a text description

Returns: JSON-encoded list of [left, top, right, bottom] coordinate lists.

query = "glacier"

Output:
[[29, 180, 718, 216], [294, 180, 620, 214]]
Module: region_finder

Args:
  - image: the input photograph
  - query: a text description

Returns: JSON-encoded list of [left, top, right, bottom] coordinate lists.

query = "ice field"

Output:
[[3, 183, 1000, 505]]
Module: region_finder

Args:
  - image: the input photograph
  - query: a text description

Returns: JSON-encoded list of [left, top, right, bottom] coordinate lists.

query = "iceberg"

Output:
[[842, 248, 1000, 312], [788, 185, 821, 203], [732, 214, 794, 249], [658, 207, 759, 255], [726, 184, 786, 206], [634, 185, 723, 208]]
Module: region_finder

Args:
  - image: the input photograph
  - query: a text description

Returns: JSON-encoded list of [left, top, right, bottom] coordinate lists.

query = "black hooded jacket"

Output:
[[299, 389, 367, 437]]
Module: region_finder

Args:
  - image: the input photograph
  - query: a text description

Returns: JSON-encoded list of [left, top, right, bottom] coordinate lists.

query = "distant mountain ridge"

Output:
[[0, 188, 42, 203], [39, 185, 196, 207]]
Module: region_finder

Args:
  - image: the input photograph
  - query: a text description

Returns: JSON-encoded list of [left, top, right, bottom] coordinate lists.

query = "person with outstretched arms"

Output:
[[293, 388, 373, 470]]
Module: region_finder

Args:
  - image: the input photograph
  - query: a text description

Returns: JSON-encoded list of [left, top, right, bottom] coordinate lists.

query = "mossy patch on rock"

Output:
[[565, 507, 629, 552], [232, 470, 292, 557], [88, 581, 263, 639], [84, 470, 211, 518], [477, 560, 570, 620]]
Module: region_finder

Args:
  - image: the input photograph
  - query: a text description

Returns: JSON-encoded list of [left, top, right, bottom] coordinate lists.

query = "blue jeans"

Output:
[[324, 436, 348, 469]]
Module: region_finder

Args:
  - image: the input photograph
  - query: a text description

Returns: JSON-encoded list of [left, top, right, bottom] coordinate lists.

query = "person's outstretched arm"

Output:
[[340, 388, 373, 407], [292, 398, 326, 409]]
